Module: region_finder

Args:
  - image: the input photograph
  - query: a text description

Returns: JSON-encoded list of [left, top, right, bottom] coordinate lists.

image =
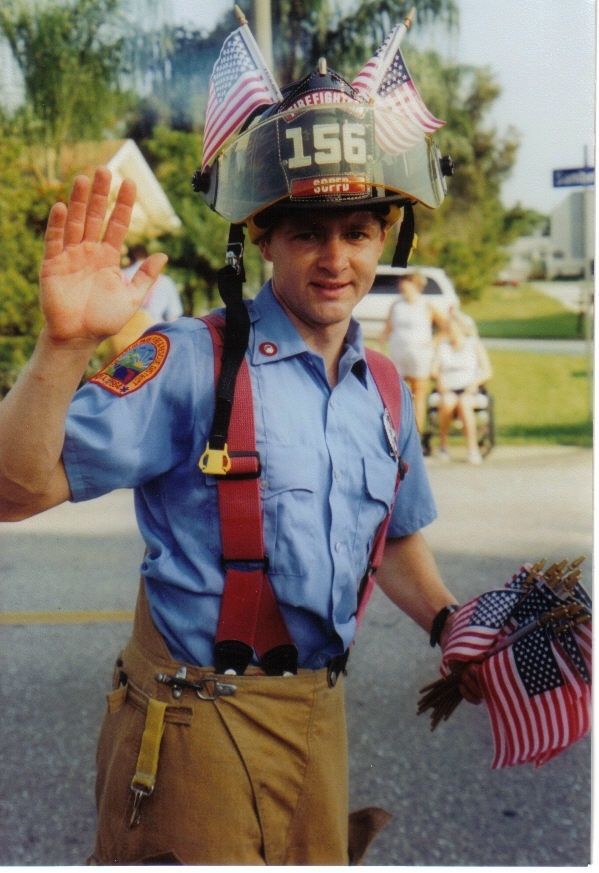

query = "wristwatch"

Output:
[[429, 604, 459, 647]]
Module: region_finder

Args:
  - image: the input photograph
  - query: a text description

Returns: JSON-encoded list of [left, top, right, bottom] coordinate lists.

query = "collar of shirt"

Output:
[[247, 281, 368, 387]]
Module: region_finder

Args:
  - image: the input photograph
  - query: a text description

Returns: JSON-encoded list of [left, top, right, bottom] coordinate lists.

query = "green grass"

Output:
[[462, 284, 592, 447], [462, 284, 587, 339], [463, 284, 593, 447], [487, 350, 592, 447]]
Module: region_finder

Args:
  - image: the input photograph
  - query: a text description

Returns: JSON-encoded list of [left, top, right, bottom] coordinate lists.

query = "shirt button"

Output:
[[335, 542, 343, 553]]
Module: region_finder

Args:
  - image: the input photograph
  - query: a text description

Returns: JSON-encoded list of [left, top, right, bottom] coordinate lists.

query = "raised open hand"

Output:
[[40, 167, 168, 346]]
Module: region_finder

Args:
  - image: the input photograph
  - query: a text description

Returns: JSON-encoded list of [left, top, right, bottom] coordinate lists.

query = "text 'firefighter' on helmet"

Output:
[[193, 60, 453, 242]]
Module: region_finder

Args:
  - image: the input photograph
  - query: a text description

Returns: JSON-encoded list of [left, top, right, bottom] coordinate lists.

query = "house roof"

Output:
[[57, 139, 181, 242]]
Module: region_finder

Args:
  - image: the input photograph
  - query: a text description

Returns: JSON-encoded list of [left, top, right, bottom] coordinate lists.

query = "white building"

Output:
[[500, 188, 595, 282]]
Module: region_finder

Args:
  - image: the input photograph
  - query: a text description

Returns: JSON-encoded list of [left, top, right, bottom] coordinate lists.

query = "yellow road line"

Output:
[[0, 610, 134, 625]]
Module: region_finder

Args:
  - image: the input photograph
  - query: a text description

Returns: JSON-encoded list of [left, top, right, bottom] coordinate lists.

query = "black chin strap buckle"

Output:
[[225, 240, 244, 277], [222, 224, 246, 285]]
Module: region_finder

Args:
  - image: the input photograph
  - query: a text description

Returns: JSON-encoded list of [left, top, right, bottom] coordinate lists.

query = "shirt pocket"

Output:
[[260, 445, 322, 577], [352, 454, 399, 570]]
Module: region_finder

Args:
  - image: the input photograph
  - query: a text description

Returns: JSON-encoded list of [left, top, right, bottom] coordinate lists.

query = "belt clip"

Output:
[[327, 651, 349, 688], [155, 668, 237, 700], [129, 697, 166, 827], [129, 784, 153, 828], [195, 676, 238, 700]]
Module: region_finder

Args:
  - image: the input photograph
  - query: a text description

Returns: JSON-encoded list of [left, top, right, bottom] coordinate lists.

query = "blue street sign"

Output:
[[553, 166, 595, 188]]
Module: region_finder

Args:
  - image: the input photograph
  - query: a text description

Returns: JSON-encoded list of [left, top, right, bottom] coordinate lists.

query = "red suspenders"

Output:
[[357, 347, 406, 628], [200, 314, 405, 674], [200, 314, 297, 675]]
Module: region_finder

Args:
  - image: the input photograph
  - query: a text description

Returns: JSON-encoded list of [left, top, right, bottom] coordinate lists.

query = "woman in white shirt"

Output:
[[380, 273, 443, 436]]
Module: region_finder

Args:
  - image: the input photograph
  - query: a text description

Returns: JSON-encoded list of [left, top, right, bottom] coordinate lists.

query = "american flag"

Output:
[[352, 25, 444, 154], [481, 621, 592, 768], [441, 565, 592, 769], [201, 25, 282, 170]]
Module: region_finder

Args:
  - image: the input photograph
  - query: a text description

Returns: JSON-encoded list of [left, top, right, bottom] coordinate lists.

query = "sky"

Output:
[[168, 0, 597, 216], [427, 0, 596, 214]]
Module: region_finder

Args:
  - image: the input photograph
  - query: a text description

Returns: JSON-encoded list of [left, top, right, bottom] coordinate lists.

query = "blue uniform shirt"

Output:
[[63, 282, 437, 668]]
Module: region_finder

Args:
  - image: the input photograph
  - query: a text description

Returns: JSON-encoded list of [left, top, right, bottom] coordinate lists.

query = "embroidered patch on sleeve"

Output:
[[90, 333, 170, 395]]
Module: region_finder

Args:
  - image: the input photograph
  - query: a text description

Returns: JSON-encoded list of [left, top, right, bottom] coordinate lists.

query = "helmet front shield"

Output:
[[199, 103, 448, 225]]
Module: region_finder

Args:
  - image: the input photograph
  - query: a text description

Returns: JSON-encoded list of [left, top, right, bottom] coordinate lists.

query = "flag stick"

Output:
[[232, 4, 282, 103], [366, 7, 415, 95], [234, 5, 247, 25]]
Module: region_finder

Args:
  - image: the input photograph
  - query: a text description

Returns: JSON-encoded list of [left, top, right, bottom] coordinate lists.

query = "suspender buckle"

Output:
[[226, 450, 261, 479], [199, 441, 232, 475], [199, 444, 261, 479]]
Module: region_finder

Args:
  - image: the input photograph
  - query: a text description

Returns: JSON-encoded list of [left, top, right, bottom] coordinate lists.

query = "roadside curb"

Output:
[[425, 444, 591, 466]]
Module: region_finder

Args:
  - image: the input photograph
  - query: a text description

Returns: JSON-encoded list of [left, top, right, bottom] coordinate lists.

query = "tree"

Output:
[[404, 59, 521, 297], [265, 0, 458, 85], [0, 119, 71, 394], [0, 0, 130, 181]]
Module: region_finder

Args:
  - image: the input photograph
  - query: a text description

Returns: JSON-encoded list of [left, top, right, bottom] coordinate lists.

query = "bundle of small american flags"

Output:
[[418, 558, 591, 768]]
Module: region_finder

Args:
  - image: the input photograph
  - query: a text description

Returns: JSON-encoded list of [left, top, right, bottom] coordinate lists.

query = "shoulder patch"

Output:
[[90, 332, 170, 395]]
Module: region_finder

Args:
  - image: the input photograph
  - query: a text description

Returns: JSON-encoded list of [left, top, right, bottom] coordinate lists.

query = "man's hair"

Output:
[[256, 203, 391, 242]]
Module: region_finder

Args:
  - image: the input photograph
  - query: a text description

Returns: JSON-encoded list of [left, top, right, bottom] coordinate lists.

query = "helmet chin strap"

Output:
[[391, 202, 416, 267], [200, 224, 249, 474]]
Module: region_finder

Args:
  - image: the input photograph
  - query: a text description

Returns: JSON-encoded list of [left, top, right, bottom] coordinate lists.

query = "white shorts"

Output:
[[389, 341, 433, 380]]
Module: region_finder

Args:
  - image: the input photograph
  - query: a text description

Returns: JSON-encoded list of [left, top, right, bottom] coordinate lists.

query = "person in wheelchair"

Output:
[[430, 311, 493, 464]]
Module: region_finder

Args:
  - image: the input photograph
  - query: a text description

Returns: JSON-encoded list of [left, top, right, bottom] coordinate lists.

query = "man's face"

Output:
[[259, 209, 386, 335]]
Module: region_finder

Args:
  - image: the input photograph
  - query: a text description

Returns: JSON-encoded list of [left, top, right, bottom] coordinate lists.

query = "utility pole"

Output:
[[253, 0, 274, 69], [252, 0, 275, 285]]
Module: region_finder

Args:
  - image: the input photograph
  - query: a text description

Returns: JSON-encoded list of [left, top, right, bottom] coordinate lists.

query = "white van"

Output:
[[354, 265, 460, 338]]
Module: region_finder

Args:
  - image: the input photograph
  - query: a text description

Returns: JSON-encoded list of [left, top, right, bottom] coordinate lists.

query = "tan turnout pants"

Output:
[[89, 581, 353, 865]]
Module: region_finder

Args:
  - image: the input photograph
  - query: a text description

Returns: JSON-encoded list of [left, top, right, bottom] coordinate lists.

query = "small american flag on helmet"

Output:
[[352, 25, 444, 154], [201, 25, 281, 170]]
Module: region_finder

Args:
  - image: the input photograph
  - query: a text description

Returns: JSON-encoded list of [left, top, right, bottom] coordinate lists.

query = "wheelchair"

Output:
[[421, 386, 495, 458]]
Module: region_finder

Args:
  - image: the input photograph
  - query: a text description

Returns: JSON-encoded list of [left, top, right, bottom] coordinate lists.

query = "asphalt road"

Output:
[[0, 444, 593, 866]]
